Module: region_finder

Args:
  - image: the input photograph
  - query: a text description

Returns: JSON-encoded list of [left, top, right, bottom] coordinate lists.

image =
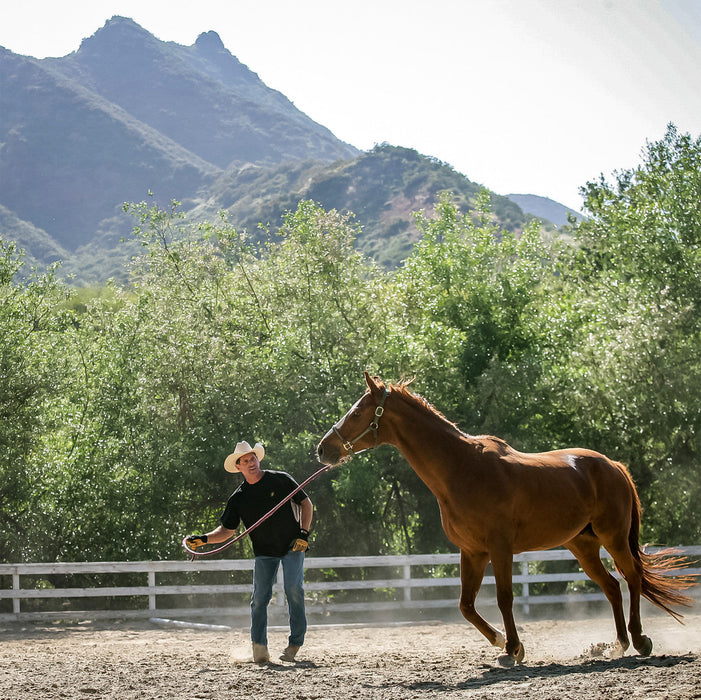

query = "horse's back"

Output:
[[480, 438, 631, 486], [464, 438, 635, 551]]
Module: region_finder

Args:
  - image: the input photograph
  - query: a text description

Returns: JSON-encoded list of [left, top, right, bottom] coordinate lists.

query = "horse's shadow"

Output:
[[368, 654, 696, 693]]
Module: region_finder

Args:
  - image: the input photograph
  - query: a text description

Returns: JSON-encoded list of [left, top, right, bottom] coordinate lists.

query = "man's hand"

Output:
[[291, 529, 309, 552], [186, 534, 208, 549]]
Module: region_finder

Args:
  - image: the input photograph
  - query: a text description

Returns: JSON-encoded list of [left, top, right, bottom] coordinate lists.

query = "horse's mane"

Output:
[[388, 378, 466, 437], [380, 378, 515, 452]]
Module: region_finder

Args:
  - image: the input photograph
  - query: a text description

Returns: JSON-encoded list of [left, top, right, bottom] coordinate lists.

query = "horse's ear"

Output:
[[364, 371, 384, 395]]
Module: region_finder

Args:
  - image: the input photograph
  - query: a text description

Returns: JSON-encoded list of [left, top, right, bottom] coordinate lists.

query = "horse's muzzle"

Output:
[[316, 431, 341, 466]]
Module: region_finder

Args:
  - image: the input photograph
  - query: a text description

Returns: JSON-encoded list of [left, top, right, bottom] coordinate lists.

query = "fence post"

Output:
[[12, 572, 20, 615], [521, 560, 530, 615], [403, 564, 411, 602], [148, 568, 156, 612]]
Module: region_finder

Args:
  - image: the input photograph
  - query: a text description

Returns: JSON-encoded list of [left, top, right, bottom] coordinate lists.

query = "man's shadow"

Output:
[[265, 660, 318, 671]]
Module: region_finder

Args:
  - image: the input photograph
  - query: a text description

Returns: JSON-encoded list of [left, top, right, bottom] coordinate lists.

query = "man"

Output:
[[186, 441, 313, 664]]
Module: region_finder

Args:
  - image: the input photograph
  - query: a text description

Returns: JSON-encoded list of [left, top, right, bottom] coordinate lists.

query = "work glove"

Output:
[[291, 529, 309, 552], [186, 534, 208, 549]]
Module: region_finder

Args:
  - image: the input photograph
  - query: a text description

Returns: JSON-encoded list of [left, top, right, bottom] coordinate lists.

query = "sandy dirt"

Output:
[[2, 611, 701, 699]]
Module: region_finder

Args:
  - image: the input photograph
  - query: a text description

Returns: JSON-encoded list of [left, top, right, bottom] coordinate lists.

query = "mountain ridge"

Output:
[[506, 193, 583, 227], [0, 17, 574, 282]]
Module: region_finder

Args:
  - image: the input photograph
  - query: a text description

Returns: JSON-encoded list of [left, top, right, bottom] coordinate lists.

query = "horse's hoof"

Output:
[[635, 635, 653, 657], [497, 644, 524, 667], [497, 652, 516, 668]]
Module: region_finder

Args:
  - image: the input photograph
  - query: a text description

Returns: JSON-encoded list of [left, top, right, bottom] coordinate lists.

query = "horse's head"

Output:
[[316, 372, 389, 466]]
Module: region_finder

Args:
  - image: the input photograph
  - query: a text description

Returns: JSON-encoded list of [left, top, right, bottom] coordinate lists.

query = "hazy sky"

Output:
[[2, 0, 700, 212]]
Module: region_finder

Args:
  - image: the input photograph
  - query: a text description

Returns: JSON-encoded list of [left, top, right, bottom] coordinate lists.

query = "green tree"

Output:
[[0, 241, 73, 561], [576, 124, 701, 309], [116, 200, 395, 557], [538, 125, 701, 543], [388, 192, 554, 438]]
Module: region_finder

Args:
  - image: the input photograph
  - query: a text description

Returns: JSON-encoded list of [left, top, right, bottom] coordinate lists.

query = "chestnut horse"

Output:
[[316, 372, 696, 666]]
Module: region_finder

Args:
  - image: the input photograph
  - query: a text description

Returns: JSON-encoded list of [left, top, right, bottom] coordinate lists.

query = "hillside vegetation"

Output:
[[193, 144, 535, 268]]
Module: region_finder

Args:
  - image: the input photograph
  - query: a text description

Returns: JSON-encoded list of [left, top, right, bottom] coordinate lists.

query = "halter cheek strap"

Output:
[[332, 387, 389, 459]]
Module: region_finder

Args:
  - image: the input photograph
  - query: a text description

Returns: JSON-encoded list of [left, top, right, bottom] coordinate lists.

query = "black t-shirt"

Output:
[[220, 470, 308, 557]]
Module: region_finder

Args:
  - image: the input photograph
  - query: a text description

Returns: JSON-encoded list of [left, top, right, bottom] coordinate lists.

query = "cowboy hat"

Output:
[[224, 441, 265, 473]]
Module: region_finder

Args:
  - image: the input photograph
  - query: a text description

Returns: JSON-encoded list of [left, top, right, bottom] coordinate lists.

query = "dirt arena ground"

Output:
[[2, 610, 701, 699]]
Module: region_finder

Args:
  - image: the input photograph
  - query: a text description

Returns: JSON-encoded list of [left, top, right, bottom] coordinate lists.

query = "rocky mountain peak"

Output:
[[78, 16, 154, 53], [195, 30, 226, 52]]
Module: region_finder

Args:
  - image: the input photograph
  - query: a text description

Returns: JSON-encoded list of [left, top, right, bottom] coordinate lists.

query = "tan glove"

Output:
[[291, 529, 309, 552], [186, 534, 208, 549]]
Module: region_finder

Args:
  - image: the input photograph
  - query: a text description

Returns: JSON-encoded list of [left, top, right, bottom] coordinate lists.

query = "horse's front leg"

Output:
[[491, 550, 525, 666], [458, 550, 506, 650]]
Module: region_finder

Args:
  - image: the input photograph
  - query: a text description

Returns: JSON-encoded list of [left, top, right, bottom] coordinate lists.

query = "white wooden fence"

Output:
[[1, 548, 699, 623]]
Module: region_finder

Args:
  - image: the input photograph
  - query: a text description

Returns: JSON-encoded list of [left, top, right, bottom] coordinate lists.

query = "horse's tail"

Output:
[[623, 465, 697, 622]]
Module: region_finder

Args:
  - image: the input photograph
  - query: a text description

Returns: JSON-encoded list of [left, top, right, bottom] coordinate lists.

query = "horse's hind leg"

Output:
[[490, 548, 525, 666], [458, 550, 506, 650], [566, 533, 630, 655], [600, 537, 651, 655]]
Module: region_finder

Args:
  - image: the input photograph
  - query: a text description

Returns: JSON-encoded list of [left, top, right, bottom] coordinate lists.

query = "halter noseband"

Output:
[[332, 387, 390, 460]]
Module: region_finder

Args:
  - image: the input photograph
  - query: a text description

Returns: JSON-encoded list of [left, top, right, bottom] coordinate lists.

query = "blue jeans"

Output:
[[250, 550, 307, 647]]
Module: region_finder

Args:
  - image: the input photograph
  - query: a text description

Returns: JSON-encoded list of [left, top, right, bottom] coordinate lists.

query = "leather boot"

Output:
[[252, 642, 270, 663], [279, 644, 301, 662]]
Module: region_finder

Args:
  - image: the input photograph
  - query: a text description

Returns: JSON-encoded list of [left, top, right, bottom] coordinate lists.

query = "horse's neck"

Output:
[[389, 393, 469, 499]]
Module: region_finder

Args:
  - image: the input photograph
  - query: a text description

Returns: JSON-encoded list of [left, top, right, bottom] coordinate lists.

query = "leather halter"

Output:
[[332, 387, 390, 460]]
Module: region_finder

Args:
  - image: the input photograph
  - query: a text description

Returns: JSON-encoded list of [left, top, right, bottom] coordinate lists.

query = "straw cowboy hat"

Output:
[[224, 441, 265, 473]]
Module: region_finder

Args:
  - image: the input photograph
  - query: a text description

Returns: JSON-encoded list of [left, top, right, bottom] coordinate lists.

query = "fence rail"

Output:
[[1, 547, 699, 623]]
